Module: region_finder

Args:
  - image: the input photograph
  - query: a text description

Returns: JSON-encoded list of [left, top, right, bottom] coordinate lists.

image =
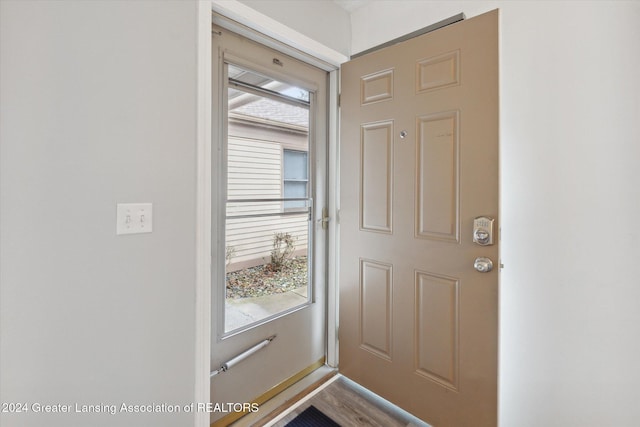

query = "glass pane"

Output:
[[229, 64, 310, 102], [284, 181, 308, 209], [224, 63, 312, 335], [225, 208, 310, 333], [283, 149, 308, 209], [284, 181, 307, 198], [284, 150, 308, 180]]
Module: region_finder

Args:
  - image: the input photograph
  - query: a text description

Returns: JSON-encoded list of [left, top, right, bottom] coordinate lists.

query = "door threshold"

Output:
[[258, 373, 340, 427], [260, 374, 431, 427], [231, 364, 337, 427]]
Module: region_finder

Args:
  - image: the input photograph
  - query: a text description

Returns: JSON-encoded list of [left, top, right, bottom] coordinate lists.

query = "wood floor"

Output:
[[264, 375, 430, 427]]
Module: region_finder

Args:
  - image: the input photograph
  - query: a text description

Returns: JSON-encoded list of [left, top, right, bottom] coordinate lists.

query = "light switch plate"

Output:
[[116, 203, 153, 235]]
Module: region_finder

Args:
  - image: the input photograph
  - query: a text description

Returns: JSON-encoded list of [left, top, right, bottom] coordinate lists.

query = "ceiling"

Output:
[[333, 0, 371, 13]]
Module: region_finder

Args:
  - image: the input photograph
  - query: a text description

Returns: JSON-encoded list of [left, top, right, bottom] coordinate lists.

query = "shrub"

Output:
[[269, 232, 295, 272]]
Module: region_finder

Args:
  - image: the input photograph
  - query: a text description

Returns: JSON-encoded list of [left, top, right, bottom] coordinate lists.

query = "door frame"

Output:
[[195, 3, 499, 427], [195, 4, 346, 427], [195, 4, 212, 427]]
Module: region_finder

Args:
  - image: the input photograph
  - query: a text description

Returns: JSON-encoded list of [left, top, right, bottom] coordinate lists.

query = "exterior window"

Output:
[[283, 149, 308, 209]]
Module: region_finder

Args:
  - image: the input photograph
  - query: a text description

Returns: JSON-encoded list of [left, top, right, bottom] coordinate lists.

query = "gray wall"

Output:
[[0, 1, 198, 426]]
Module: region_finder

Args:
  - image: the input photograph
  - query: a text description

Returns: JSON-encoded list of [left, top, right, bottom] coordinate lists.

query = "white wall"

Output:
[[0, 1, 201, 426], [237, 0, 351, 57], [350, 1, 640, 426]]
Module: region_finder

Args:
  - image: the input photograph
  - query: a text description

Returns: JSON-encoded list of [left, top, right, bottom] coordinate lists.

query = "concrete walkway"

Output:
[[225, 286, 308, 331]]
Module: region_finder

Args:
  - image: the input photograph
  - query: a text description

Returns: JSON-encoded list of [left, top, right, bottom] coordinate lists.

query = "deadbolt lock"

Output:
[[473, 216, 495, 246]]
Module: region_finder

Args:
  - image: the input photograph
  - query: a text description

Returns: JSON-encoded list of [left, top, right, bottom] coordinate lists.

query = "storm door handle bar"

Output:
[[227, 198, 312, 203], [226, 209, 310, 220]]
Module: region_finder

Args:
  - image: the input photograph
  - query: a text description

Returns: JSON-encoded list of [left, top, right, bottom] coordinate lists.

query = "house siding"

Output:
[[226, 122, 309, 270]]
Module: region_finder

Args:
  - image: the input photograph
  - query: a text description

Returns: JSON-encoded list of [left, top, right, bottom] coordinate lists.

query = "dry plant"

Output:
[[268, 232, 295, 272]]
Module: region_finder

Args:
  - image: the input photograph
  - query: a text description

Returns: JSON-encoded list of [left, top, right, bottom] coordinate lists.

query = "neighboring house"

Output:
[[226, 95, 310, 271]]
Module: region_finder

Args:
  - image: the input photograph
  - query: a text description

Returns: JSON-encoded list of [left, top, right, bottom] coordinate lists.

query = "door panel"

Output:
[[416, 111, 459, 242], [339, 10, 499, 427], [360, 258, 393, 360], [360, 121, 394, 233]]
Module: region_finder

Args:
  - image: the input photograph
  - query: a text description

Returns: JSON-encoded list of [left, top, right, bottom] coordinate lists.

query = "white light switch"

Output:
[[116, 203, 153, 235]]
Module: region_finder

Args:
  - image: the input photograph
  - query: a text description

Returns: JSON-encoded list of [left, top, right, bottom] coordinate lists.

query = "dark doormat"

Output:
[[285, 405, 341, 426]]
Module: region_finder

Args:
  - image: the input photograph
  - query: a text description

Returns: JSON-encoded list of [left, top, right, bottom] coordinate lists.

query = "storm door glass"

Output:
[[224, 64, 312, 334]]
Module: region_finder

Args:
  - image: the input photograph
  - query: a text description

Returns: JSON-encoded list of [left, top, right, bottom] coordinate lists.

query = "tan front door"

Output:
[[339, 10, 499, 427]]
